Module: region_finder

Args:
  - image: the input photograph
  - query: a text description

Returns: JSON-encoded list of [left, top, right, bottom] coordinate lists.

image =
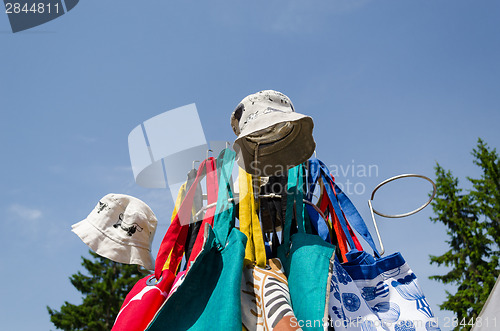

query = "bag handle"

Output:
[[306, 158, 356, 252], [318, 184, 348, 257], [324, 173, 380, 257], [306, 160, 332, 242], [154, 157, 217, 279], [212, 148, 237, 245], [239, 167, 267, 268], [283, 164, 308, 248], [310, 158, 380, 258], [307, 160, 360, 250], [185, 157, 218, 268], [183, 168, 204, 265]]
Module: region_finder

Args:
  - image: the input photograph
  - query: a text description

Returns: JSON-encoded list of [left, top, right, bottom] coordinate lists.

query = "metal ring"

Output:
[[146, 275, 162, 286], [369, 174, 437, 218]]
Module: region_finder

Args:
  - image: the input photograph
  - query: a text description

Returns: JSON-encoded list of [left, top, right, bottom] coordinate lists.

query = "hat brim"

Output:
[[72, 219, 154, 270], [234, 114, 315, 176]]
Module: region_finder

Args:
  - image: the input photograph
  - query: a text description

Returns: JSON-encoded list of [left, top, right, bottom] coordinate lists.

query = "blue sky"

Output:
[[1, 1, 499, 330]]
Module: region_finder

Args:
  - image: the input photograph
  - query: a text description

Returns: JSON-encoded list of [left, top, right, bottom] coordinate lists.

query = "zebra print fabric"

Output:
[[241, 258, 301, 330]]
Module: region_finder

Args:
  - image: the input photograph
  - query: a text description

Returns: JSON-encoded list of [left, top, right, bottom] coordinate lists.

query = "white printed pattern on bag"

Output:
[[328, 261, 440, 331]]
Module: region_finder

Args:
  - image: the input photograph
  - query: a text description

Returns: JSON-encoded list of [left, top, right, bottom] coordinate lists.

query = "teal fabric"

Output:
[[147, 149, 246, 331], [277, 164, 336, 331]]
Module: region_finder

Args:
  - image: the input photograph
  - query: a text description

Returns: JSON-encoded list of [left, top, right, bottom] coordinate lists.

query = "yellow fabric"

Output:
[[162, 181, 188, 271], [238, 168, 266, 267]]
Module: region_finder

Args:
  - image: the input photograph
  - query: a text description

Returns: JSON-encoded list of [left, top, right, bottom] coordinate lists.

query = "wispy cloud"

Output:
[[9, 204, 42, 220], [6, 204, 75, 253]]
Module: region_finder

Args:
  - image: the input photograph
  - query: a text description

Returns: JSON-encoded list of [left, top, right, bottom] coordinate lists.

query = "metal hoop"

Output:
[[368, 174, 437, 256], [369, 174, 437, 218]]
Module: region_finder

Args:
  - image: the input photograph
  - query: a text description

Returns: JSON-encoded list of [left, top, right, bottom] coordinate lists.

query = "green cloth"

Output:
[[277, 164, 336, 331], [148, 149, 246, 330]]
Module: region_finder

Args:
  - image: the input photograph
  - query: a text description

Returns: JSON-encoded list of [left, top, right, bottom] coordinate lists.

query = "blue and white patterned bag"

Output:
[[329, 251, 440, 331], [329, 259, 385, 331]]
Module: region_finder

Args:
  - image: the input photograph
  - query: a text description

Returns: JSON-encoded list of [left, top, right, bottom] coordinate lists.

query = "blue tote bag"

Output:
[[306, 159, 440, 330]]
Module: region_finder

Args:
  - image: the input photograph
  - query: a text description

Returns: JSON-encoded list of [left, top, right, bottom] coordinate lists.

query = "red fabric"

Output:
[[113, 158, 217, 331], [329, 175, 363, 252], [319, 180, 364, 262], [154, 158, 216, 279], [186, 159, 218, 268], [112, 270, 175, 331]]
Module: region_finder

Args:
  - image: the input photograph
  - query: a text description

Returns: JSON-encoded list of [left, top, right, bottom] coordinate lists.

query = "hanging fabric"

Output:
[[309, 160, 441, 330], [112, 157, 217, 331], [184, 159, 218, 271], [330, 248, 440, 331], [239, 167, 300, 331], [147, 148, 247, 330], [153, 157, 217, 278], [183, 168, 204, 265], [277, 164, 336, 331], [328, 258, 387, 330], [112, 182, 187, 331], [306, 158, 380, 260], [166, 160, 218, 298]]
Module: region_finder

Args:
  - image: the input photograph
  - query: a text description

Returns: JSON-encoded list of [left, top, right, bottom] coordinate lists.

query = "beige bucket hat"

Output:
[[71, 194, 158, 270], [230, 90, 315, 176]]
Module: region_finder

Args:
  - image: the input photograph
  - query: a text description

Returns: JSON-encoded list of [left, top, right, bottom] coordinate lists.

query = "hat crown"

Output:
[[231, 90, 295, 135], [90, 194, 157, 247], [230, 90, 316, 176]]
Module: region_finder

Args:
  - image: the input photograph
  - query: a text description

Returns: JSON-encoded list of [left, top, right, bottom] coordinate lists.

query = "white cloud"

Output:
[[9, 204, 42, 220]]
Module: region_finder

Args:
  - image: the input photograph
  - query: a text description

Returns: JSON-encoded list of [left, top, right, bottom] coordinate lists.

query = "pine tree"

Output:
[[47, 250, 143, 330], [430, 139, 500, 330], [469, 139, 500, 249]]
